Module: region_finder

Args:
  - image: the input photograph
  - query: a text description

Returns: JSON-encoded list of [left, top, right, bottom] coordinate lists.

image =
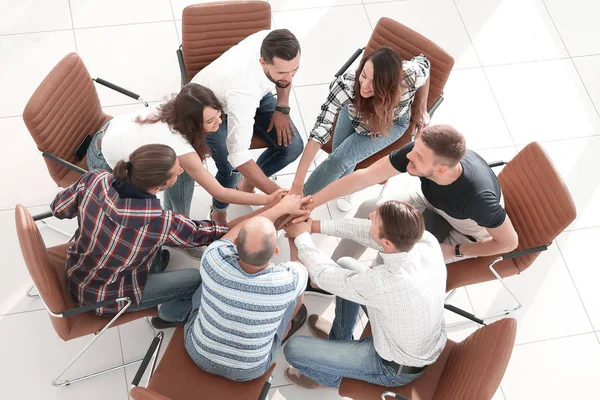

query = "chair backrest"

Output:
[[14, 205, 71, 336], [23, 53, 110, 188], [498, 142, 576, 272], [324, 18, 455, 167], [434, 318, 517, 400], [181, 1, 271, 83], [364, 17, 454, 112]]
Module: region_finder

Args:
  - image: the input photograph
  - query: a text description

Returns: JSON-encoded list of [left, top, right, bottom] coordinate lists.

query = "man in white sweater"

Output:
[[282, 200, 447, 389]]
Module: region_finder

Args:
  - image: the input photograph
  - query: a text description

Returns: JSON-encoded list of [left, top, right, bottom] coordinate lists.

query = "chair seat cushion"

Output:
[[147, 327, 275, 400]]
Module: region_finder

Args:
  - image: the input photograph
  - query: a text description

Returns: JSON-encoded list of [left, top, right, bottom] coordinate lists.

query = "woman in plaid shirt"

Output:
[[290, 46, 431, 212], [51, 144, 229, 328]]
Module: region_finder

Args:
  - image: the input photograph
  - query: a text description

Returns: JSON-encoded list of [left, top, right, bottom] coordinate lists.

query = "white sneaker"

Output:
[[336, 194, 355, 212]]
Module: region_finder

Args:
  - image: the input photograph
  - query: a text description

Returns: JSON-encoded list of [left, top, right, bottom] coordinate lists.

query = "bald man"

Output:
[[184, 195, 309, 382]]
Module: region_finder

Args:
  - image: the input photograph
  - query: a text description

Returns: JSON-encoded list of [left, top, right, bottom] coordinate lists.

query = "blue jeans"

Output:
[[303, 105, 410, 195], [86, 122, 112, 171], [129, 268, 201, 323], [205, 93, 304, 211], [283, 257, 423, 388], [184, 284, 299, 381]]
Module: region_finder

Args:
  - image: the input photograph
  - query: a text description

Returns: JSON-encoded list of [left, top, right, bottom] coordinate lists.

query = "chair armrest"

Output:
[[177, 46, 189, 85], [93, 78, 148, 106], [33, 211, 54, 221], [335, 47, 365, 77], [501, 244, 549, 261], [59, 297, 131, 318], [488, 160, 506, 168], [131, 331, 165, 387], [427, 94, 444, 117], [130, 387, 171, 400], [257, 376, 272, 400], [444, 304, 485, 325], [42, 152, 87, 175]]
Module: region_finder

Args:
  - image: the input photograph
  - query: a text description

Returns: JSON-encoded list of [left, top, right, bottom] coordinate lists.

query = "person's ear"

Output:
[[233, 238, 238, 245], [274, 246, 280, 255], [383, 238, 393, 248], [435, 165, 448, 175], [259, 58, 267, 68]]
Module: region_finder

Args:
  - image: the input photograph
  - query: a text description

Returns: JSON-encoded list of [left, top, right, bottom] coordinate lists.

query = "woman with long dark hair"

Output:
[[290, 47, 431, 211], [86, 83, 279, 258]]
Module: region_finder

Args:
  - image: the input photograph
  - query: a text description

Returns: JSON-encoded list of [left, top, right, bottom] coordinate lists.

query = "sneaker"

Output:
[[183, 246, 207, 260], [307, 314, 331, 340], [151, 316, 187, 330], [336, 194, 355, 212], [284, 367, 328, 390]]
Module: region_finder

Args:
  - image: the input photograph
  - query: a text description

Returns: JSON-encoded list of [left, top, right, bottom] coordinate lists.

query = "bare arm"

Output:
[[459, 216, 519, 257], [291, 140, 321, 194], [288, 238, 299, 262], [446, 216, 518, 259], [179, 153, 270, 206], [311, 156, 400, 209], [237, 160, 281, 194]]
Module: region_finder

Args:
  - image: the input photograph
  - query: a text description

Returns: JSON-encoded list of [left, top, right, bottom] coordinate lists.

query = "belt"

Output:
[[382, 358, 426, 375]]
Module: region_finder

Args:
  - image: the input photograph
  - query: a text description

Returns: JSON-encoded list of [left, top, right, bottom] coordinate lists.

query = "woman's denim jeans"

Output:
[[304, 105, 410, 195]]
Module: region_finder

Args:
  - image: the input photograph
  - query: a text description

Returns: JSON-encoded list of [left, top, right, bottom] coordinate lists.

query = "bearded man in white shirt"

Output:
[[282, 200, 447, 390], [191, 29, 303, 224]]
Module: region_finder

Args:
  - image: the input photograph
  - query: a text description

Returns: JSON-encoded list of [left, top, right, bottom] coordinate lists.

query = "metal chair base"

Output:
[[445, 258, 522, 327], [50, 299, 138, 387]]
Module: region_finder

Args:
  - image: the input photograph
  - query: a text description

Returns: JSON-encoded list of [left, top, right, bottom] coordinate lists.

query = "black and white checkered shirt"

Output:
[[309, 54, 430, 144]]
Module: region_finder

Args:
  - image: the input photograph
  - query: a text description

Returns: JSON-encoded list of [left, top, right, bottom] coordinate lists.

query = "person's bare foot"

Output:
[[210, 208, 228, 224], [236, 178, 256, 193]]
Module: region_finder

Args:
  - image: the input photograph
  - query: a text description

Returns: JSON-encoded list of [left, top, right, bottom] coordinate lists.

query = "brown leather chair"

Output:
[[177, 0, 272, 150], [130, 327, 275, 400], [446, 142, 577, 321], [23, 52, 110, 189], [322, 17, 455, 174], [23, 52, 149, 229], [338, 318, 517, 400], [14, 204, 157, 387]]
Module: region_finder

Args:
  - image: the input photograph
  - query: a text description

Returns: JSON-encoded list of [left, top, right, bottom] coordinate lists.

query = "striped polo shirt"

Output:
[[188, 239, 306, 371]]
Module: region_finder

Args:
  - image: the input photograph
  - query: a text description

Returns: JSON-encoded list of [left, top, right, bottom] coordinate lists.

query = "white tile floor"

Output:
[[1, 0, 599, 399]]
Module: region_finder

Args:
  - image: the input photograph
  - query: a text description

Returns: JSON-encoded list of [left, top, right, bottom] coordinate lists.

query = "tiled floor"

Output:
[[1, 0, 599, 399]]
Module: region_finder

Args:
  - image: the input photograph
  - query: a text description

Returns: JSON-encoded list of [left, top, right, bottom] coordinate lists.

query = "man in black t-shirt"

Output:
[[306, 124, 518, 264]]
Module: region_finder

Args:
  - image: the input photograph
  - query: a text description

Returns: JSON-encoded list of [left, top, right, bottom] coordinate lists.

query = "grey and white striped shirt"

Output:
[[295, 219, 447, 367], [188, 239, 307, 371]]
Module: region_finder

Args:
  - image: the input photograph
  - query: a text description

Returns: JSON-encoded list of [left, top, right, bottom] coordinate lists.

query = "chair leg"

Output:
[[52, 301, 142, 387], [445, 258, 522, 327], [26, 285, 40, 298]]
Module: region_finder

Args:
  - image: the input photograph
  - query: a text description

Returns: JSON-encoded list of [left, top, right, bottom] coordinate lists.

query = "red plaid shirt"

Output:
[[50, 171, 228, 316]]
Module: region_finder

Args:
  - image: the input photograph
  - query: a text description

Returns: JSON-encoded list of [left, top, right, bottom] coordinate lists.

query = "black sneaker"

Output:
[[151, 316, 187, 330]]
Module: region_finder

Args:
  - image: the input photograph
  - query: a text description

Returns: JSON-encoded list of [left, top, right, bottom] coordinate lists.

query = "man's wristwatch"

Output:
[[275, 105, 291, 115], [454, 244, 464, 258]]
